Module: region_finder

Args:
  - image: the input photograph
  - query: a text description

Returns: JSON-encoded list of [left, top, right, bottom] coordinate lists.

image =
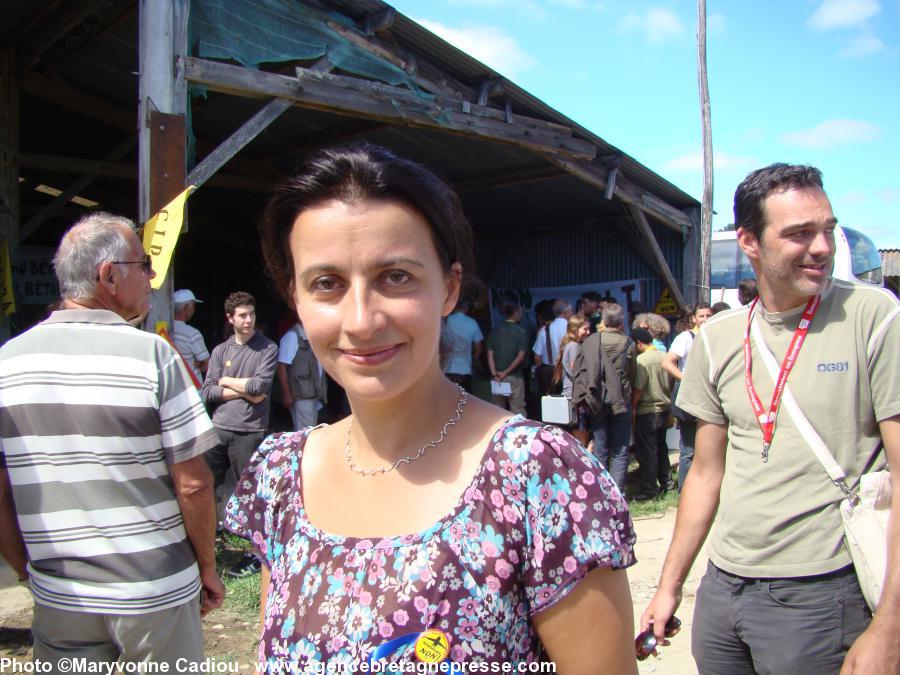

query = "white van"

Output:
[[710, 225, 883, 307]]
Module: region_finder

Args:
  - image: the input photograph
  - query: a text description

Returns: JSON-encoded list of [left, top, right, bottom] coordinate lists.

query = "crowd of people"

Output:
[[0, 148, 897, 675]]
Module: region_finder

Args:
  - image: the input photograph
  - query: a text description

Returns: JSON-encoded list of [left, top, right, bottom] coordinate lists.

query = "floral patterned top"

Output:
[[225, 417, 635, 672]]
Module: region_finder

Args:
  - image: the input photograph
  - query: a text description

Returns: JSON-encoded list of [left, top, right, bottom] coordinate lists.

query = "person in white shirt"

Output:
[[173, 289, 210, 385], [662, 301, 713, 490], [277, 320, 326, 430], [532, 299, 571, 395]]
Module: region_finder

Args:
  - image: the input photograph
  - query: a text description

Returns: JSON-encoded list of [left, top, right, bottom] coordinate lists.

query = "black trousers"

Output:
[[634, 410, 671, 494], [204, 427, 265, 521]]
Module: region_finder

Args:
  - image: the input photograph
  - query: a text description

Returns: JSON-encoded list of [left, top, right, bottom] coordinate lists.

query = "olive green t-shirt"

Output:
[[487, 321, 529, 375], [677, 279, 900, 577], [634, 348, 671, 415]]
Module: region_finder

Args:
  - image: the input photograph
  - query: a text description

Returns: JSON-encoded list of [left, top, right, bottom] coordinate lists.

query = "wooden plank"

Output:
[[545, 155, 691, 232], [21, 71, 281, 182], [19, 153, 274, 191], [364, 8, 395, 35], [604, 166, 618, 200], [139, 0, 179, 334], [477, 79, 503, 107], [454, 165, 566, 192], [21, 71, 136, 134], [625, 203, 686, 309], [21, 136, 137, 241], [324, 18, 477, 102], [187, 98, 292, 190], [185, 57, 596, 160]]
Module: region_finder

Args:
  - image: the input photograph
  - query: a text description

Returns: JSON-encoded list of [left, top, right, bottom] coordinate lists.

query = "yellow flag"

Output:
[[143, 185, 195, 290], [0, 239, 15, 316]]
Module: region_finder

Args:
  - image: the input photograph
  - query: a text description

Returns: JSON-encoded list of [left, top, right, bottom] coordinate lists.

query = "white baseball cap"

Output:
[[173, 289, 203, 304]]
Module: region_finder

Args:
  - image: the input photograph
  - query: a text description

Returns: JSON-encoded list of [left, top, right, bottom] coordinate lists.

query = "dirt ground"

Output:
[[0, 509, 703, 673]]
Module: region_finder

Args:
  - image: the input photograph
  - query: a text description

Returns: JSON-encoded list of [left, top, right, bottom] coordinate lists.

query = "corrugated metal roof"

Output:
[[319, 0, 699, 209], [880, 249, 900, 278]]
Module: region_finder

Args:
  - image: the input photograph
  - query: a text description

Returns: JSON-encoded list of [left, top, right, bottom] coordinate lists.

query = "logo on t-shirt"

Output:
[[816, 361, 849, 373]]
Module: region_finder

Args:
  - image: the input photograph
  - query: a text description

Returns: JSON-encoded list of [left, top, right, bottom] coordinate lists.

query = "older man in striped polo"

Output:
[[0, 212, 224, 669]]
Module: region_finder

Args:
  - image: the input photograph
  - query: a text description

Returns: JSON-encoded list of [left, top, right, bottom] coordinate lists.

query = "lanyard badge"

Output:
[[743, 295, 820, 462]]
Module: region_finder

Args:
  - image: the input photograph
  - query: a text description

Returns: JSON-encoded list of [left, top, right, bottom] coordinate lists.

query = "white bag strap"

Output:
[[749, 314, 856, 501]]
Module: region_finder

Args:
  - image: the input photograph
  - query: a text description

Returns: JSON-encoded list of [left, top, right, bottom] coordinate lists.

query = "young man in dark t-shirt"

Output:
[[201, 291, 277, 577]]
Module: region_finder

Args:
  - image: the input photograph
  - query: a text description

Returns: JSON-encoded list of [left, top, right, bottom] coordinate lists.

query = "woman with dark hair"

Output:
[[225, 144, 636, 673]]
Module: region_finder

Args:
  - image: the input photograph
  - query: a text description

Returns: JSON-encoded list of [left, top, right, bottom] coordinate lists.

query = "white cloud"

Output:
[[414, 19, 537, 78], [779, 119, 882, 149], [708, 12, 727, 35], [875, 188, 900, 203], [663, 151, 756, 173], [808, 0, 881, 31], [838, 34, 885, 58], [619, 7, 685, 44]]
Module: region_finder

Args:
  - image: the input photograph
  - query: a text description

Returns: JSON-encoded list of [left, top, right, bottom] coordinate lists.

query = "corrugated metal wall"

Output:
[[475, 222, 683, 310]]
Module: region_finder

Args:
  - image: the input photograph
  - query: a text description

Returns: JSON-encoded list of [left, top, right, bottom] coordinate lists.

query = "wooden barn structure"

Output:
[[0, 0, 701, 341]]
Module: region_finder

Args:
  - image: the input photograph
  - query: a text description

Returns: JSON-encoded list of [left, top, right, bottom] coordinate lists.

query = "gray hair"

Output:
[[601, 302, 625, 329], [632, 312, 671, 340], [53, 212, 137, 300], [552, 299, 571, 318]]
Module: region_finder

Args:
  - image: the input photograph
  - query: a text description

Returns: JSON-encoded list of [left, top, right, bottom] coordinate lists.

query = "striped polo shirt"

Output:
[[0, 309, 220, 614]]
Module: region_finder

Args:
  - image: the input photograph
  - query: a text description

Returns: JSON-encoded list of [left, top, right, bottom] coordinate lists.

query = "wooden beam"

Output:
[[21, 71, 281, 181], [477, 79, 503, 107], [19, 153, 275, 192], [187, 98, 292, 191], [15, 0, 111, 69], [544, 155, 692, 232], [364, 8, 396, 35], [324, 19, 476, 102], [454, 165, 567, 192], [21, 71, 135, 134], [185, 57, 595, 160], [625, 203, 686, 309], [21, 136, 137, 242], [140, 0, 182, 333], [604, 166, 618, 200]]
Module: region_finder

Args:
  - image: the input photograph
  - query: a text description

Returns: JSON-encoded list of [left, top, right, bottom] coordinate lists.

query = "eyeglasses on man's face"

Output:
[[111, 254, 154, 274]]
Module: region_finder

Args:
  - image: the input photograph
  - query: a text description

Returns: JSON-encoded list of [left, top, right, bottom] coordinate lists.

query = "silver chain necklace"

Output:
[[344, 385, 468, 477]]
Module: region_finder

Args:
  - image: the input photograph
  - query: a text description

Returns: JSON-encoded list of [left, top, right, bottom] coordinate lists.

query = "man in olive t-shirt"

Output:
[[630, 328, 672, 499], [487, 295, 528, 416], [641, 163, 900, 674]]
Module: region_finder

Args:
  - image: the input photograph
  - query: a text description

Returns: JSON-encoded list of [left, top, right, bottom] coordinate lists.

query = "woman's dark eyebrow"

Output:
[[298, 257, 425, 277], [380, 257, 425, 269]]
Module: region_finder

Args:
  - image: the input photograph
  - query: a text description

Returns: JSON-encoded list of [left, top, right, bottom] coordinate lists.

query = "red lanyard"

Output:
[[743, 295, 820, 462]]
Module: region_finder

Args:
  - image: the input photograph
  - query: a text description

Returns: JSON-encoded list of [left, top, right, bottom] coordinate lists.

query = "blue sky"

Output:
[[388, 0, 899, 249]]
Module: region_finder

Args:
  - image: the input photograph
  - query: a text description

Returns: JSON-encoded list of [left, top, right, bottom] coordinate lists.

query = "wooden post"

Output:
[[139, 0, 187, 334], [0, 48, 20, 343], [697, 0, 713, 300]]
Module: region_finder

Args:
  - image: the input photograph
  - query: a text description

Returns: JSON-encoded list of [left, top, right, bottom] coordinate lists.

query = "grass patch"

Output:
[[223, 572, 261, 616], [217, 534, 261, 616], [626, 487, 678, 519]]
